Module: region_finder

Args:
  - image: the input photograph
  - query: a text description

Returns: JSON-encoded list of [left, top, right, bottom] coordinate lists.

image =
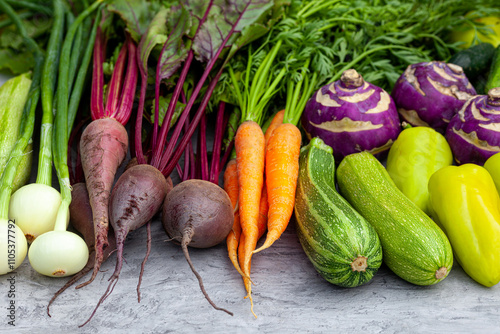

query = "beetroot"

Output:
[[81, 164, 170, 327], [162, 179, 234, 315], [47, 183, 116, 316]]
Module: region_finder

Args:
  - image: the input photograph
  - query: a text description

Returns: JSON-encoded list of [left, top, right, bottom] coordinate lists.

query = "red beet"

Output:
[[162, 179, 234, 315]]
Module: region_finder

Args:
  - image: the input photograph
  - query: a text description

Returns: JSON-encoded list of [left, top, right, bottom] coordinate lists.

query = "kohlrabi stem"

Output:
[[37, 0, 64, 187]]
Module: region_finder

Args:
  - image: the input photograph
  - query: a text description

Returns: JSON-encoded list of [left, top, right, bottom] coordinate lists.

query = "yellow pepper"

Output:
[[428, 164, 500, 287], [484, 152, 500, 194], [450, 16, 500, 48]]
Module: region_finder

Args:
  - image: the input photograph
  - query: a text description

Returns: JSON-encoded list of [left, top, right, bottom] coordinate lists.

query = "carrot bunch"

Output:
[[223, 36, 318, 315]]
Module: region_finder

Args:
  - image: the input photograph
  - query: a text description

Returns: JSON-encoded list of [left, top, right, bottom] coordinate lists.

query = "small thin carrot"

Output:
[[235, 120, 265, 269], [238, 183, 268, 318], [235, 120, 265, 314], [224, 159, 245, 278], [257, 183, 268, 239], [254, 123, 301, 253]]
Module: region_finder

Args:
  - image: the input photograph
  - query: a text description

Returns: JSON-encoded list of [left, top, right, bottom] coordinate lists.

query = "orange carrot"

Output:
[[238, 182, 268, 269], [254, 123, 301, 253], [238, 183, 268, 318], [224, 159, 245, 278], [257, 184, 268, 239], [234, 120, 265, 315], [264, 109, 285, 144]]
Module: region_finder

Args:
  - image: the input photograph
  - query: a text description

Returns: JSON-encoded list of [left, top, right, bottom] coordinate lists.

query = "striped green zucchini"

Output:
[[337, 151, 453, 286], [294, 138, 382, 287]]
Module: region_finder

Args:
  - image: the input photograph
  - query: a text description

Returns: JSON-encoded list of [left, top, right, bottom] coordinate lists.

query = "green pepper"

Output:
[[484, 152, 500, 194], [428, 164, 500, 287], [386, 126, 453, 215]]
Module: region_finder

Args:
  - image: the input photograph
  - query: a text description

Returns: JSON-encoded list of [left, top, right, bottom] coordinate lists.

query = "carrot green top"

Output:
[[228, 39, 286, 127]]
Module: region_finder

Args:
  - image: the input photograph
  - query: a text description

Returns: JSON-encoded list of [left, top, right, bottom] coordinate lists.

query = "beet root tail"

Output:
[[181, 230, 233, 316]]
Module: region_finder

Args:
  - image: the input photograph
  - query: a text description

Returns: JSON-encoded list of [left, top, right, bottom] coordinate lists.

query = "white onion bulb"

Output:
[[0, 219, 28, 275], [9, 184, 68, 243], [28, 230, 89, 277]]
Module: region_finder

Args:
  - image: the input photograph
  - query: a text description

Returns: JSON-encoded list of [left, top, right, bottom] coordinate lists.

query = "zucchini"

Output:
[[449, 43, 495, 80], [0, 73, 32, 178], [486, 45, 500, 93], [336, 151, 453, 286], [294, 138, 382, 287]]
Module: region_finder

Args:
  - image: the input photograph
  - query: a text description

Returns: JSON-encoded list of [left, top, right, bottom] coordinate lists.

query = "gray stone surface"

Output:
[[1, 219, 500, 333]]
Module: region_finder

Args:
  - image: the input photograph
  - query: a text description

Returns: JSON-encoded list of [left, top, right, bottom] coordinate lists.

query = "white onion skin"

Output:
[[9, 183, 67, 243], [0, 218, 28, 275], [28, 230, 89, 277]]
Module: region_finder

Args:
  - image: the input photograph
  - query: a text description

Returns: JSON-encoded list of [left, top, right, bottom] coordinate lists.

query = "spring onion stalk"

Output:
[[0, 0, 44, 275], [28, 1, 103, 278], [9, 0, 66, 244]]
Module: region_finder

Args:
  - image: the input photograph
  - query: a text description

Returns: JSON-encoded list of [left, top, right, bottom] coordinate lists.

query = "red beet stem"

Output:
[[90, 26, 105, 120], [209, 101, 226, 184]]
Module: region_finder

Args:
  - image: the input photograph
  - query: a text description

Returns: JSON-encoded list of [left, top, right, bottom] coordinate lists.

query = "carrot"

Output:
[[229, 109, 282, 277], [256, 184, 268, 239], [254, 123, 301, 253], [238, 183, 268, 318], [227, 40, 286, 316], [234, 120, 265, 308], [264, 109, 285, 144], [224, 159, 245, 278]]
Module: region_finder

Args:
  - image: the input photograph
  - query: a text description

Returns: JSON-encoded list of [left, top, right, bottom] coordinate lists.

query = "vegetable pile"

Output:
[[1, 0, 500, 326]]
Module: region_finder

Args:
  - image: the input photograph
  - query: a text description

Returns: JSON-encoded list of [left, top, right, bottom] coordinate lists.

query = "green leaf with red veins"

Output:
[[192, 0, 275, 64], [107, 0, 163, 43], [157, 7, 192, 81], [138, 7, 170, 76]]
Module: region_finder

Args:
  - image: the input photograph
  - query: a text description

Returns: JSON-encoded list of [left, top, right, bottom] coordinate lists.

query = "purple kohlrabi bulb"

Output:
[[301, 69, 401, 163]]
